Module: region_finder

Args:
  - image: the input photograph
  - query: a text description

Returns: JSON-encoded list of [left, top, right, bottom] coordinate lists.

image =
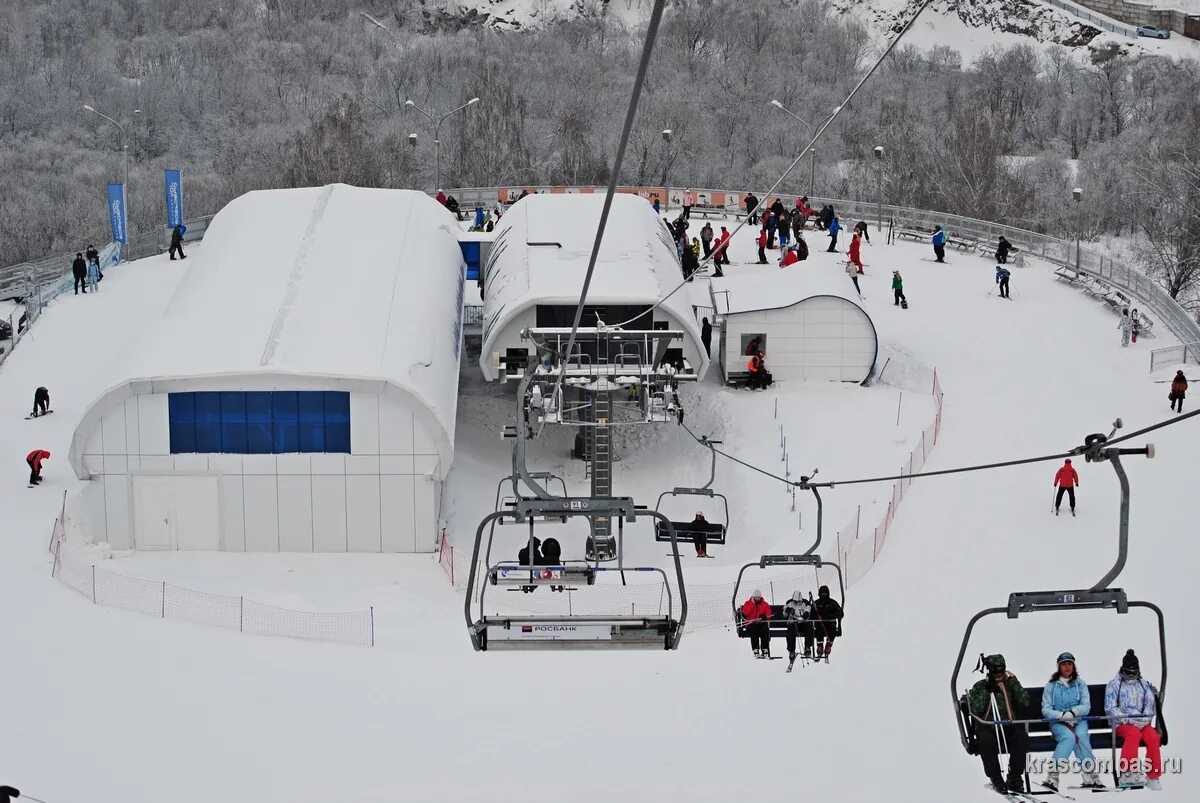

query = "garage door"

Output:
[[132, 475, 221, 551]]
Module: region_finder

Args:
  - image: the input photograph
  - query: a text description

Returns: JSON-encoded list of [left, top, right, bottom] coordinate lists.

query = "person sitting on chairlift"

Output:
[[747, 352, 772, 390], [811, 585, 842, 658], [1042, 651, 1103, 791], [740, 590, 773, 659], [1105, 649, 1164, 790], [538, 537, 565, 592], [783, 590, 814, 661], [690, 511, 711, 558], [969, 653, 1030, 795], [517, 536, 542, 594]]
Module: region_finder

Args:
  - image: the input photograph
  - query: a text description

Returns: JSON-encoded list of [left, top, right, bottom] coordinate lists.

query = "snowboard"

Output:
[[920, 257, 951, 264], [25, 409, 54, 420]]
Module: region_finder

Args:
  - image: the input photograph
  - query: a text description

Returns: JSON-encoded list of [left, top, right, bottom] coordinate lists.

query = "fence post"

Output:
[[240, 596, 244, 632], [450, 545, 455, 587], [855, 505, 861, 540], [161, 581, 166, 618], [91, 565, 97, 604], [370, 606, 375, 647]]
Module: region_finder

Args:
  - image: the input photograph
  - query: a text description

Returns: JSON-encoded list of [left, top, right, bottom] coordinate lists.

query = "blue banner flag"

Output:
[[164, 169, 184, 228], [107, 182, 127, 244]]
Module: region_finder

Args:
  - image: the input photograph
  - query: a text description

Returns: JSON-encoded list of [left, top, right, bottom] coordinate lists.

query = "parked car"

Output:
[[1137, 25, 1171, 39]]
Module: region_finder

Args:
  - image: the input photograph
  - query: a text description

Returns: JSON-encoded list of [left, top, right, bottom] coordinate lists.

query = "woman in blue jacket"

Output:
[[1042, 652, 1103, 791]]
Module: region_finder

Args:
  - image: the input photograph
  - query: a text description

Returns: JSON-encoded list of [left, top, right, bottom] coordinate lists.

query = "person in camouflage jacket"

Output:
[[968, 654, 1031, 794]]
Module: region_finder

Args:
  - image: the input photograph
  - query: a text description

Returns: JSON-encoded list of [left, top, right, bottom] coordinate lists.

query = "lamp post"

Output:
[[83, 104, 140, 191], [408, 133, 418, 190], [405, 97, 480, 193], [661, 129, 672, 188], [874, 146, 885, 234], [1073, 187, 1083, 273], [770, 99, 817, 197]]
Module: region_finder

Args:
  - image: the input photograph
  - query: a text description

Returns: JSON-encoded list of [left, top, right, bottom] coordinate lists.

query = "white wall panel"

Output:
[[242, 475, 280, 551], [277, 475, 314, 551], [346, 475, 381, 552], [310, 453, 346, 475], [172, 454, 209, 472], [173, 476, 221, 550], [103, 474, 132, 550], [350, 393, 379, 454], [101, 408, 126, 457], [276, 454, 311, 476], [220, 475, 246, 552], [241, 454, 277, 476], [141, 455, 173, 472], [380, 475, 415, 553], [414, 477, 438, 551], [312, 476, 348, 552], [138, 394, 170, 455], [123, 399, 141, 455], [380, 454, 414, 475], [413, 418, 438, 455], [207, 454, 244, 475], [103, 455, 128, 474], [379, 402, 414, 455], [413, 455, 440, 476], [346, 455, 380, 475]]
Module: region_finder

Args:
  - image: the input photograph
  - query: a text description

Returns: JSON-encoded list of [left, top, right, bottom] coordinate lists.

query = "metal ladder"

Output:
[[588, 387, 615, 560]]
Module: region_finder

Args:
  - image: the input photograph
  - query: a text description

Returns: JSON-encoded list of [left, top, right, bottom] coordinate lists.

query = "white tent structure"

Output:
[[69, 184, 467, 553], [478, 193, 708, 381], [710, 266, 878, 384]]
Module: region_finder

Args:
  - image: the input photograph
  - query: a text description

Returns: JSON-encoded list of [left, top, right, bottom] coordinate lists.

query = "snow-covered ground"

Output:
[[1, 215, 1197, 801]]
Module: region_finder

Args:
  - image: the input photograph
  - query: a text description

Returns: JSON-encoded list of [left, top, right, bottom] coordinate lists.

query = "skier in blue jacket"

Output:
[[931, 226, 948, 263], [995, 265, 1011, 298], [826, 216, 840, 252], [1041, 652, 1103, 791]]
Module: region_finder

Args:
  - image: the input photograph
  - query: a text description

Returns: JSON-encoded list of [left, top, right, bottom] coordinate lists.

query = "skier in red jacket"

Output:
[[848, 230, 864, 273], [740, 590, 773, 658], [756, 229, 769, 264], [1053, 458, 1079, 516], [780, 246, 800, 267], [26, 449, 50, 486]]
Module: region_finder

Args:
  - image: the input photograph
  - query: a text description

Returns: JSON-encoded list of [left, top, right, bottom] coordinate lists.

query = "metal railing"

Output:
[[1150, 341, 1200, 372], [1044, 0, 1138, 37]]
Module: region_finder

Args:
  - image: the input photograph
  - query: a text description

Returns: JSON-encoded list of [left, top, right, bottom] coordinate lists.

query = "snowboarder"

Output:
[[690, 511, 712, 557], [744, 192, 759, 225], [72, 253, 88, 294], [756, 229, 769, 264], [853, 220, 871, 244], [827, 215, 840, 252], [811, 585, 842, 657], [31, 386, 50, 417], [712, 227, 730, 276], [1105, 649, 1163, 790], [969, 653, 1031, 795], [782, 590, 814, 661], [700, 317, 712, 358], [747, 352, 772, 390], [740, 589, 773, 658], [996, 265, 1011, 299], [1169, 371, 1187, 413], [780, 245, 800, 268], [700, 221, 714, 257], [169, 224, 187, 260], [892, 270, 907, 307], [26, 448, 50, 486], [681, 188, 694, 220], [85, 243, 103, 281], [848, 230, 863, 272], [996, 236, 1016, 265], [931, 226, 948, 263], [1041, 651, 1104, 791], [1053, 458, 1079, 516], [1118, 309, 1133, 347], [845, 259, 862, 297]]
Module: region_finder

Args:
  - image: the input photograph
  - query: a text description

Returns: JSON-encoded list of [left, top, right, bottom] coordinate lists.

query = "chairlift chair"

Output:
[[654, 437, 730, 545], [730, 553, 846, 642], [465, 496, 689, 651]]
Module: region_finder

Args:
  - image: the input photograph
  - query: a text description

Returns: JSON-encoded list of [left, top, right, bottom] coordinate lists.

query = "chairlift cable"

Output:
[[1093, 407, 1200, 449], [606, 0, 937, 330]]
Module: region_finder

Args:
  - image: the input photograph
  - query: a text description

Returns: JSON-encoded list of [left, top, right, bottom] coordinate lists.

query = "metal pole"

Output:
[[809, 147, 816, 197], [434, 121, 442, 193]]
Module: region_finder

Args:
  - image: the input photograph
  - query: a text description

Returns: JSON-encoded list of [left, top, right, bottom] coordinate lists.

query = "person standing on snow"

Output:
[[1105, 650, 1164, 790], [72, 253, 88, 294], [996, 265, 1011, 298], [169, 224, 187, 260], [700, 221, 714, 257], [31, 386, 50, 417], [969, 654, 1031, 795], [931, 225, 948, 263], [1041, 652, 1104, 792], [1053, 458, 1079, 516], [652, 196, 661, 216], [85, 244, 104, 282], [755, 228, 769, 264], [827, 215, 840, 253], [1118, 309, 1134, 347], [765, 210, 778, 250], [777, 209, 791, 250], [1131, 308, 1141, 343], [783, 591, 814, 661], [848, 229, 864, 272], [1170, 371, 1187, 413], [892, 270, 907, 307], [681, 238, 699, 281], [712, 227, 730, 276], [744, 192, 759, 225], [700, 317, 713, 358], [811, 585, 842, 658], [681, 188, 694, 220], [740, 589, 773, 658], [26, 449, 50, 486], [845, 257, 861, 297], [996, 236, 1016, 265]]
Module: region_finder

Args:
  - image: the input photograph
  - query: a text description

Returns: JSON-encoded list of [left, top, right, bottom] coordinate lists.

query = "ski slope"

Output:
[[0, 218, 1196, 802]]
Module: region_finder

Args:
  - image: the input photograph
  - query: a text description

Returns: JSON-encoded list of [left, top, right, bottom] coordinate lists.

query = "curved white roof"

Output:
[[479, 193, 706, 377], [69, 184, 466, 476], [709, 262, 871, 315]]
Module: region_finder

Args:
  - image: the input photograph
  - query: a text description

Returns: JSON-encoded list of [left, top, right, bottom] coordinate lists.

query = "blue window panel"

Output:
[[298, 392, 325, 453], [193, 392, 222, 453], [168, 393, 196, 454], [272, 391, 299, 453], [220, 392, 248, 453], [324, 391, 351, 453], [246, 392, 273, 454]]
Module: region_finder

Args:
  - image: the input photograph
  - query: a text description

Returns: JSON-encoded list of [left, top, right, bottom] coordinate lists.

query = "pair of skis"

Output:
[[785, 651, 827, 672]]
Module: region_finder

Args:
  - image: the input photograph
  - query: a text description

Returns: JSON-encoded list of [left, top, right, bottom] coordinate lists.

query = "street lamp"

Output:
[[83, 104, 139, 190], [770, 99, 817, 197], [1073, 187, 1084, 272], [406, 97, 481, 192], [874, 146, 885, 234]]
